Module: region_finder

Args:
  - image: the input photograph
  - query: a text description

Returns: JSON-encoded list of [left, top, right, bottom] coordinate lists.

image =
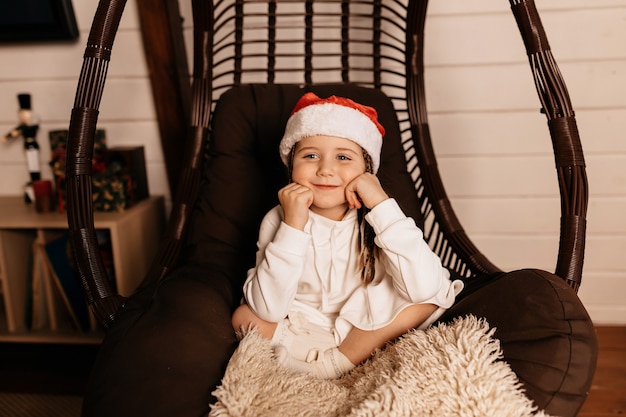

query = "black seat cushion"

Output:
[[81, 84, 596, 417]]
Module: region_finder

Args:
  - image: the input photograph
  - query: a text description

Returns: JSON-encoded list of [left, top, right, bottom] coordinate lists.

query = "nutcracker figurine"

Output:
[[2, 93, 42, 202]]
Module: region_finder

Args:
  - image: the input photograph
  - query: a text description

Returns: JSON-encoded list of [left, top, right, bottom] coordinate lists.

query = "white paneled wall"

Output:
[[1, 1, 624, 324], [425, 1, 626, 325]]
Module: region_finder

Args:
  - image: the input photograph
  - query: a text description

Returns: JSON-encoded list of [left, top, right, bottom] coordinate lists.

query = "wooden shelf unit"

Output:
[[0, 196, 165, 343]]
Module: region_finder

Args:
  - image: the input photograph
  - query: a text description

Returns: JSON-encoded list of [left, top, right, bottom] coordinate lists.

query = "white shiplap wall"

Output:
[[0, 0, 624, 324], [424, 0, 626, 325]]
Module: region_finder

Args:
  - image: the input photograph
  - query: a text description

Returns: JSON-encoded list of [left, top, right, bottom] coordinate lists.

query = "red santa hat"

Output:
[[279, 92, 385, 173]]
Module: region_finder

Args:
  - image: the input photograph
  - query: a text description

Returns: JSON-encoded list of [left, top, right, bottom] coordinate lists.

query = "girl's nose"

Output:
[[317, 159, 334, 176]]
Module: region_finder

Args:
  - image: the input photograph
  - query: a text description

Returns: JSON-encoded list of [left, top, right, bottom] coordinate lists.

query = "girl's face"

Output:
[[291, 135, 367, 220]]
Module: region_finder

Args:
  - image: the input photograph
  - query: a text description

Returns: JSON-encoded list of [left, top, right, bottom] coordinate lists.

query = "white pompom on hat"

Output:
[[279, 92, 385, 173]]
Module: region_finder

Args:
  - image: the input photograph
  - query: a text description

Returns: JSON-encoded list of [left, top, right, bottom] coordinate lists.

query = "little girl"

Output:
[[232, 92, 463, 379]]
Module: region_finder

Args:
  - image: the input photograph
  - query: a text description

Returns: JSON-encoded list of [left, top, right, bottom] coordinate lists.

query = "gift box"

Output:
[[92, 172, 131, 212], [48, 130, 148, 212], [105, 146, 149, 205]]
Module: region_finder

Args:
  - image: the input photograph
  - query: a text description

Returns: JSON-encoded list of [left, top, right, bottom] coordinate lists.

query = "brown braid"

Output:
[[286, 145, 379, 284], [359, 151, 378, 284]]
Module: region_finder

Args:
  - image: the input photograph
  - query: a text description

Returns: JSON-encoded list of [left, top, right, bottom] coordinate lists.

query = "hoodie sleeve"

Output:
[[365, 198, 458, 308], [242, 206, 311, 322]]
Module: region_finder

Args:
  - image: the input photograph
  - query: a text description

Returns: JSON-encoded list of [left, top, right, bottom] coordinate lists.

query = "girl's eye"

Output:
[[337, 154, 352, 161], [303, 153, 318, 159]]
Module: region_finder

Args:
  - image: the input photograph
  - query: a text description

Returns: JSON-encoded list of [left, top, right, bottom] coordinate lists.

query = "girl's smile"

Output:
[[312, 184, 339, 190]]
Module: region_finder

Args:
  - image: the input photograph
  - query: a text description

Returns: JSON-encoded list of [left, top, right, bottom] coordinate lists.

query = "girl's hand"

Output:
[[278, 182, 313, 230], [345, 173, 388, 210]]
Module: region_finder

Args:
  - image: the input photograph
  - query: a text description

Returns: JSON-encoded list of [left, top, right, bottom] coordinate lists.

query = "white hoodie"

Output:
[[243, 198, 463, 344]]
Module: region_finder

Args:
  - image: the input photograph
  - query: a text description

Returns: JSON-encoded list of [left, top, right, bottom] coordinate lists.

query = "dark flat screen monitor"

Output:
[[0, 0, 78, 42]]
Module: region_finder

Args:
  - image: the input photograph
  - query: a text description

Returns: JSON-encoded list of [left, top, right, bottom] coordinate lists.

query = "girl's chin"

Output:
[[310, 204, 350, 220]]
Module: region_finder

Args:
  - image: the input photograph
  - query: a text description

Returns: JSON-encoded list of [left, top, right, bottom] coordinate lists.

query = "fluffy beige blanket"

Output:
[[209, 315, 552, 417]]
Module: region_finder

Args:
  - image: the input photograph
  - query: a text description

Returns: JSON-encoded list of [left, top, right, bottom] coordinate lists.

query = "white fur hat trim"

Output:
[[279, 94, 384, 173]]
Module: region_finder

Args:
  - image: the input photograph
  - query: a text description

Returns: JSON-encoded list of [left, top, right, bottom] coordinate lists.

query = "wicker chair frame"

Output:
[[66, 0, 587, 330]]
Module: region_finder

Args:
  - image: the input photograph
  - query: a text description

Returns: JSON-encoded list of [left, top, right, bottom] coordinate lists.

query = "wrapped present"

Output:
[[49, 129, 107, 212], [49, 129, 145, 212], [92, 172, 132, 212], [105, 146, 149, 206]]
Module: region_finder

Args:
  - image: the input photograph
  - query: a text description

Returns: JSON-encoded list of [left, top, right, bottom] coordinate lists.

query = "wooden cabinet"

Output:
[[0, 196, 165, 343]]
